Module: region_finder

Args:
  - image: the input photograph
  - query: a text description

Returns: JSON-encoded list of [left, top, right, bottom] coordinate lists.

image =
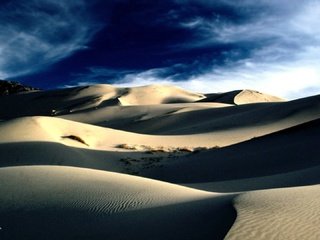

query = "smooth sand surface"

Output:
[[0, 83, 319, 239]]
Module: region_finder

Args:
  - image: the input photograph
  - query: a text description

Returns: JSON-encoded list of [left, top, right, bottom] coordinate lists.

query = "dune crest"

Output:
[[234, 89, 285, 104]]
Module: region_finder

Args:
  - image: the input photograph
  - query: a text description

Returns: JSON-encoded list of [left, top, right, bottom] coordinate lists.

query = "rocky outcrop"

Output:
[[0, 80, 40, 96]]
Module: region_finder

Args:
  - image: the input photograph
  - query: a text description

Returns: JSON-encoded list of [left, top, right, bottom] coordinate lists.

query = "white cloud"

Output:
[[290, 1, 320, 37], [0, 0, 99, 79], [73, 47, 320, 100], [110, 59, 320, 100], [180, 17, 205, 29]]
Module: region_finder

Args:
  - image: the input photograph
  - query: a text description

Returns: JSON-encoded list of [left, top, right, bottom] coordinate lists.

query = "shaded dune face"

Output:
[[141, 118, 320, 190], [0, 83, 319, 240], [0, 166, 236, 240]]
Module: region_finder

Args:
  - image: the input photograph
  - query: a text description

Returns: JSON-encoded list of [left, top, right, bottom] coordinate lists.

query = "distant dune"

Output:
[[0, 83, 319, 239], [198, 89, 284, 105]]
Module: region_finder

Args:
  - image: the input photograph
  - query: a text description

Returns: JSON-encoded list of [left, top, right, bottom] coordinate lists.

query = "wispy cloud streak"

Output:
[[0, 0, 100, 79]]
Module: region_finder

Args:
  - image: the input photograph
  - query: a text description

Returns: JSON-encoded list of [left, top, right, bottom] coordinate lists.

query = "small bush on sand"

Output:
[[61, 135, 89, 146], [115, 144, 219, 154], [115, 144, 138, 150]]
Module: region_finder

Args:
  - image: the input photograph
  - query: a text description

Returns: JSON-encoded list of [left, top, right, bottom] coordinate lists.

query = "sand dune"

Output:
[[0, 116, 252, 150], [0, 84, 204, 119], [0, 83, 319, 239], [0, 141, 125, 172], [142, 118, 320, 191], [0, 84, 284, 121], [199, 89, 284, 105], [60, 102, 232, 129], [0, 84, 119, 118], [225, 185, 320, 240], [117, 84, 206, 105], [61, 94, 320, 136], [0, 166, 235, 240]]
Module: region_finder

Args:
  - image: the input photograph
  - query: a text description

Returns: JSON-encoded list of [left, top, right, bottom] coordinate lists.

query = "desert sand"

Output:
[[0, 82, 319, 239]]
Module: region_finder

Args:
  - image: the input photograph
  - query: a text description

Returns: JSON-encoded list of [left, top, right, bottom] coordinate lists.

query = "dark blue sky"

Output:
[[1, 0, 320, 99]]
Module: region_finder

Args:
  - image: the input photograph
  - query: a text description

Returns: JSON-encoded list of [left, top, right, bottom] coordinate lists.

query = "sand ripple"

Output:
[[225, 185, 320, 240]]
